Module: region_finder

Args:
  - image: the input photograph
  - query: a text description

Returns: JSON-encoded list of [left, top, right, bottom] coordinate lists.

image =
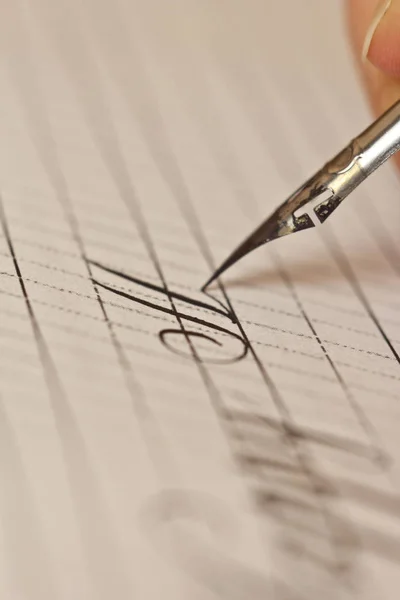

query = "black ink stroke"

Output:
[[159, 329, 248, 364], [90, 260, 249, 364]]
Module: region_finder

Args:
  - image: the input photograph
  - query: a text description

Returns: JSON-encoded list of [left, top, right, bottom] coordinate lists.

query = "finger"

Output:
[[346, 0, 400, 167], [364, 0, 400, 77]]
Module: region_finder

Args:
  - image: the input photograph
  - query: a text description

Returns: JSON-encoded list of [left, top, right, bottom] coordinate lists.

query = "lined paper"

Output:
[[0, 1, 400, 598]]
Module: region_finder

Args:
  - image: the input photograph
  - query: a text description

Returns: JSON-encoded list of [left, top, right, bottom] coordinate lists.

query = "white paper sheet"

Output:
[[1, 1, 400, 598]]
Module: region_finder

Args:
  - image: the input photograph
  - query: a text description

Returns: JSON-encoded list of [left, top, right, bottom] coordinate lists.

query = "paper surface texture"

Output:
[[0, 1, 400, 599]]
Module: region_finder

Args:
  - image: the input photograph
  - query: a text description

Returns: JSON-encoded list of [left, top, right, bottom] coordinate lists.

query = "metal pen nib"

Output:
[[202, 99, 400, 291], [201, 203, 296, 291]]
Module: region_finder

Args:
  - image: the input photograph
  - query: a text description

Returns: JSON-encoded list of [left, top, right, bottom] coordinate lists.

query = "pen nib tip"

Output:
[[201, 208, 290, 292], [200, 275, 215, 293]]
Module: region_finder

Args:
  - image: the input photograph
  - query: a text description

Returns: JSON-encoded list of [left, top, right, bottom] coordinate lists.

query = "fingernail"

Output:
[[362, 0, 392, 62]]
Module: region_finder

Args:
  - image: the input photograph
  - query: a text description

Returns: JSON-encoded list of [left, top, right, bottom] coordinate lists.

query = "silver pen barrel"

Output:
[[357, 99, 400, 175], [318, 99, 400, 212]]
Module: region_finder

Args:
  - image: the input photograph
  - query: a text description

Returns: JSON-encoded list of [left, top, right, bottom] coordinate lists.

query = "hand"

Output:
[[347, 0, 400, 165]]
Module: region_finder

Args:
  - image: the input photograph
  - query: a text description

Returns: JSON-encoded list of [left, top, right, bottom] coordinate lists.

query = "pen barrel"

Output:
[[357, 100, 400, 176]]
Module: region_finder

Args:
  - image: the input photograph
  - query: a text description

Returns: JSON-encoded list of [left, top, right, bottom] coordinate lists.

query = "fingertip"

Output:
[[366, 14, 400, 77], [347, 0, 384, 59], [347, 0, 400, 172]]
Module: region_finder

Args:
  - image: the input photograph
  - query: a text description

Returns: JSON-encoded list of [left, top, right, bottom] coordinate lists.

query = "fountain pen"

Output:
[[202, 99, 400, 291]]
